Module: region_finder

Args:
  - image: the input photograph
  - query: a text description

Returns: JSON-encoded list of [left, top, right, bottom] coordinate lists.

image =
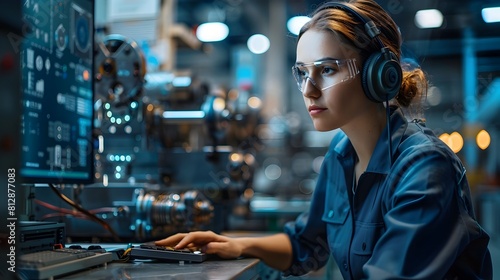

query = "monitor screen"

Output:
[[20, 0, 95, 184]]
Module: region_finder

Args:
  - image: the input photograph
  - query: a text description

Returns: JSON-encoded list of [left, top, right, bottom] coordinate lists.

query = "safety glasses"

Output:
[[291, 58, 359, 93]]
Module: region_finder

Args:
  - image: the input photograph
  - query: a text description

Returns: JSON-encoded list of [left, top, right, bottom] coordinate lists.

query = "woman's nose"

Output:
[[302, 77, 321, 98]]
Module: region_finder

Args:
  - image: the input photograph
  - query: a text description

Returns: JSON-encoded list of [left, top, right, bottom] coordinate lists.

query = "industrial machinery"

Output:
[[31, 34, 263, 242]]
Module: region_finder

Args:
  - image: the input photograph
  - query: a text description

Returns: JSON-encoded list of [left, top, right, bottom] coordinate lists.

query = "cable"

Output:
[[35, 199, 123, 216], [48, 183, 121, 242], [113, 247, 132, 262], [35, 199, 127, 223], [40, 212, 89, 220], [35, 199, 83, 215], [386, 99, 393, 167]]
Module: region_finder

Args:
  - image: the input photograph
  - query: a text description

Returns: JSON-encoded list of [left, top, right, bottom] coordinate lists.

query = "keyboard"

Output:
[[130, 243, 207, 263], [18, 248, 113, 279]]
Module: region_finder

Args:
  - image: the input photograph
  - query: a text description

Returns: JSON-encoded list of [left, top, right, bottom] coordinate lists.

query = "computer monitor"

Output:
[[20, 0, 95, 184]]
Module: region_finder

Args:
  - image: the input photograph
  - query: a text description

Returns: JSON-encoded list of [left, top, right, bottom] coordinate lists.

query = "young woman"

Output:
[[155, 0, 493, 278]]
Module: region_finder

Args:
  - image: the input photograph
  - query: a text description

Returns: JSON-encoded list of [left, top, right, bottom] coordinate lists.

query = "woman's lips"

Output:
[[308, 105, 326, 116]]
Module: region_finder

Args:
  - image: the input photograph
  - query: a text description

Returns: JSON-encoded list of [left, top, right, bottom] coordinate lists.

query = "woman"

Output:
[[156, 0, 493, 278]]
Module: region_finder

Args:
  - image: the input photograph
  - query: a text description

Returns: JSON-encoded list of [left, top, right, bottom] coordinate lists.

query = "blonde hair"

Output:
[[299, 0, 428, 115]]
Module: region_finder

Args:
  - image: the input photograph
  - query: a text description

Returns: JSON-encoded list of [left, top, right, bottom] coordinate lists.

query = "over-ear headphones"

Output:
[[316, 1, 402, 103]]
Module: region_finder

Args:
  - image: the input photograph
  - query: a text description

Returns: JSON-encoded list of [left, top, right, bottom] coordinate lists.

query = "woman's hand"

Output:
[[155, 231, 242, 259], [156, 232, 293, 271]]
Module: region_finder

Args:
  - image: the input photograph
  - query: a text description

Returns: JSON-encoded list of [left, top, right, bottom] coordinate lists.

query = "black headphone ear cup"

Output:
[[361, 52, 381, 103], [362, 51, 402, 103]]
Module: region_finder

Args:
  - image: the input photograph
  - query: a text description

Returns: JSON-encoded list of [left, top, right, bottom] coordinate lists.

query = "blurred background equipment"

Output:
[[30, 31, 265, 242]]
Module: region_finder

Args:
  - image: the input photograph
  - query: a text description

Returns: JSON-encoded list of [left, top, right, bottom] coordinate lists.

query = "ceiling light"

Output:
[[196, 22, 229, 42], [247, 34, 270, 54], [482, 7, 500, 23], [414, 9, 443, 29], [287, 16, 310, 35]]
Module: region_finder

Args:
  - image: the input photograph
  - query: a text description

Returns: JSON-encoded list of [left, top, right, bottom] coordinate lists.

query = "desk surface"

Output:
[[60, 257, 261, 280]]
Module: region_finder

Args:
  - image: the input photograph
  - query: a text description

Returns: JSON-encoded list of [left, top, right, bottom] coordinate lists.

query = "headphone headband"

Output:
[[316, 1, 385, 50]]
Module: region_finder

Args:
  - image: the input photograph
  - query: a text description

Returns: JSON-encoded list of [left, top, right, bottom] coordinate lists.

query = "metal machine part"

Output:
[[143, 88, 263, 152], [93, 34, 146, 141], [144, 94, 227, 150], [95, 34, 146, 109], [134, 189, 213, 239]]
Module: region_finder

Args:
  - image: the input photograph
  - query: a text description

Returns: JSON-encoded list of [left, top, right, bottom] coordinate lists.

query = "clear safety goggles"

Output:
[[291, 58, 359, 93]]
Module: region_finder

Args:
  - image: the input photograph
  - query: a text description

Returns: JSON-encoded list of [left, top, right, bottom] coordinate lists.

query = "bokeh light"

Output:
[[476, 129, 491, 150]]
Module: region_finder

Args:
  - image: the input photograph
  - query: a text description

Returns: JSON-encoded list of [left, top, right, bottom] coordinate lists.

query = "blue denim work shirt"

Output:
[[283, 107, 493, 279]]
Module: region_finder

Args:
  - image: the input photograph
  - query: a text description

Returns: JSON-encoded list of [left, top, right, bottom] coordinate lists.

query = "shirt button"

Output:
[[362, 242, 366, 251], [328, 210, 334, 218], [343, 262, 348, 271]]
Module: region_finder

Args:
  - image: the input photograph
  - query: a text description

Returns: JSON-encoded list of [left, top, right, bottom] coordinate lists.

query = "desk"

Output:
[[60, 258, 262, 280]]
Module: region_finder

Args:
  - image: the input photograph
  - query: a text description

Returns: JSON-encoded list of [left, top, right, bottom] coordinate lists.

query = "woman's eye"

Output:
[[297, 68, 308, 77], [321, 66, 336, 75]]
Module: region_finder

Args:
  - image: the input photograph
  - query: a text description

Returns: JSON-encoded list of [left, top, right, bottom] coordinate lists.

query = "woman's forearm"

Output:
[[237, 233, 293, 271]]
